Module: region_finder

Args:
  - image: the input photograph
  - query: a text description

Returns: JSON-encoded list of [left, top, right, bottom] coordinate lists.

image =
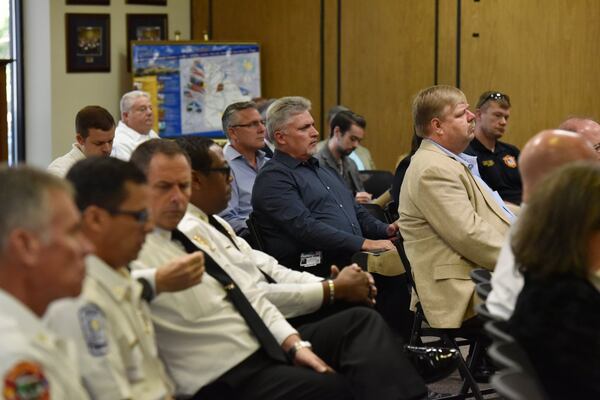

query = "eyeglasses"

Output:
[[201, 166, 232, 178], [230, 120, 265, 129], [107, 208, 150, 224]]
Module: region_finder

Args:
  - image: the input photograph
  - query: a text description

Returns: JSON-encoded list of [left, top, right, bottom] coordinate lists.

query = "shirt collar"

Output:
[[86, 254, 138, 302], [225, 143, 268, 166], [426, 138, 482, 177], [469, 137, 494, 154], [117, 120, 157, 140], [0, 288, 44, 333], [185, 203, 209, 224], [153, 226, 173, 241], [273, 149, 319, 169]]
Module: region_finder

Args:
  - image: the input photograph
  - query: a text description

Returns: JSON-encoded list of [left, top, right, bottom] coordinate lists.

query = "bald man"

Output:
[[558, 117, 600, 159], [486, 129, 597, 320]]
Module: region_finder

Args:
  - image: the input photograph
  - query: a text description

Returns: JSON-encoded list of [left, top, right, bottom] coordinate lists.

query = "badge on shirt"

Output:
[[503, 155, 517, 168], [482, 160, 495, 167], [300, 251, 322, 268], [3, 361, 49, 400], [78, 303, 109, 357]]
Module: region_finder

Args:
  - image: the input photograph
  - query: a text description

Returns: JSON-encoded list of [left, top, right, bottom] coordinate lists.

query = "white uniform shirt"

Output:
[[179, 204, 324, 318], [47, 143, 86, 177], [486, 229, 522, 320], [131, 228, 297, 396], [45, 255, 173, 400], [0, 289, 90, 399], [111, 121, 159, 161]]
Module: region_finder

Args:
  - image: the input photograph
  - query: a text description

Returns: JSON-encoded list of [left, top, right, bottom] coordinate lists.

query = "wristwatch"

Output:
[[288, 340, 312, 361]]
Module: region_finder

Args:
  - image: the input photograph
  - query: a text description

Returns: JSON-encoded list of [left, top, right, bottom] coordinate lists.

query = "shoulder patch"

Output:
[[3, 361, 49, 400], [502, 154, 517, 168], [78, 303, 109, 357]]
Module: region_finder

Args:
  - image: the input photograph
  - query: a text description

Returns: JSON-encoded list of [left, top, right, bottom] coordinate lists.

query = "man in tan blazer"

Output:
[[399, 85, 513, 328]]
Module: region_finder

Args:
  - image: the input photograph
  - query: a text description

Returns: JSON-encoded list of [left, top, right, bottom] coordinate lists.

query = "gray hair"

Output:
[[266, 96, 312, 144], [120, 90, 151, 114], [221, 101, 258, 138], [0, 166, 73, 252]]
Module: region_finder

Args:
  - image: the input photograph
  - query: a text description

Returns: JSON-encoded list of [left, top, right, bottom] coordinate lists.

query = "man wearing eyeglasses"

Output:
[[45, 157, 204, 399], [464, 91, 523, 205], [112, 91, 159, 161], [218, 101, 270, 239]]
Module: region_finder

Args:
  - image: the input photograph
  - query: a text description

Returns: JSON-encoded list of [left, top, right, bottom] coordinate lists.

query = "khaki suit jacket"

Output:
[[398, 140, 511, 328]]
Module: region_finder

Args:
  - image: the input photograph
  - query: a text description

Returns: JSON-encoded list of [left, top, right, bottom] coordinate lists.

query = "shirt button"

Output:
[[326, 186, 330, 190], [339, 204, 343, 208]]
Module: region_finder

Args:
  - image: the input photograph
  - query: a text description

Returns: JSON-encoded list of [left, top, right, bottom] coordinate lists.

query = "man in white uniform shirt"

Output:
[[45, 157, 204, 399], [0, 166, 93, 399], [112, 91, 159, 160], [486, 129, 598, 320], [175, 135, 376, 320], [130, 139, 428, 400], [47, 105, 115, 177]]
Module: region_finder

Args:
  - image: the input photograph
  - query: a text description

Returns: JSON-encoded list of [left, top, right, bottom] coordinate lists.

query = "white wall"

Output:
[[24, 0, 191, 166]]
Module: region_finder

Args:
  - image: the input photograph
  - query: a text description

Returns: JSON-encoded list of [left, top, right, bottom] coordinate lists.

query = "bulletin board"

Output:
[[131, 41, 261, 138]]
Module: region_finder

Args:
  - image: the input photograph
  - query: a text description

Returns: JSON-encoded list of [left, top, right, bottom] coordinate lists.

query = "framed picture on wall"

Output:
[[65, 13, 111, 73], [66, 0, 110, 4], [126, 13, 168, 71], [126, 0, 167, 5]]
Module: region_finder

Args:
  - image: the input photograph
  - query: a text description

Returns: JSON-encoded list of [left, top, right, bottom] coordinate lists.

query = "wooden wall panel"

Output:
[[322, 0, 339, 133], [461, 0, 600, 149], [198, 0, 324, 133], [437, 0, 458, 86], [340, 0, 436, 171], [190, 0, 210, 41]]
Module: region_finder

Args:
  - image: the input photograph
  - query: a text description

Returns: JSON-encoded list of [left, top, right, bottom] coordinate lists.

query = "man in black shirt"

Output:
[[465, 91, 522, 204], [252, 96, 396, 277]]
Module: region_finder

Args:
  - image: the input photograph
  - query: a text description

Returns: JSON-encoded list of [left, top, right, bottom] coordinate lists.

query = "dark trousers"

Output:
[[194, 308, 426, 400]]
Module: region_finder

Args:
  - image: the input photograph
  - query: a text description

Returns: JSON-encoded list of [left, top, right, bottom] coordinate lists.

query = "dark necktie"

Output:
[[171, 229, 287, 363], [207, 215, 276, 284], [208, 215, 241, 251]]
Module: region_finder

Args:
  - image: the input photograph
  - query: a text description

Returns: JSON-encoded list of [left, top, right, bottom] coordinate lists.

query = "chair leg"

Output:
[[409, 311, 424, 346], [438, 335, 485, 400]]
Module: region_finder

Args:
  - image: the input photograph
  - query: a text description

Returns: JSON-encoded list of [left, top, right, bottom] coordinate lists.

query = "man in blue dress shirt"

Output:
[[219, 101, 270, 239], [252, 96, 397, 278]]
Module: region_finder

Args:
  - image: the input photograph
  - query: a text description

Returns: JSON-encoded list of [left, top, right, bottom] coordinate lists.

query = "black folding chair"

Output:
[[383, 201, 399, 223], [246, 213, 266, 252], [475, 282, 491, 301], [469, 268, 492, 285], [484, 319, 514, 344], [474, 303, 498, 323], [396, 237, 495, 400], [359, 170, 394, 198], [360, 202, 389, 223], [491, 368, 548, 400]]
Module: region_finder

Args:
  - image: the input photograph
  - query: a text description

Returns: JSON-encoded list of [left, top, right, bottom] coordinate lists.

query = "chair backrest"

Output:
[[475, 282, 491, 301], [395, 236, 418, 297], [491, 368, 548, 400], [475, 303, 498, 323], [470, 268, 492, 285], [383, 201, 399, 223], [359, 170, 394, 197], [360, 202, 389, 223], [484, 320, 514, 343], [246, 213, 266, 252]]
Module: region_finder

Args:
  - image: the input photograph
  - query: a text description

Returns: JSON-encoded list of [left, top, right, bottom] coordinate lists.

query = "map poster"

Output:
[[132, 41, 261, 138]]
